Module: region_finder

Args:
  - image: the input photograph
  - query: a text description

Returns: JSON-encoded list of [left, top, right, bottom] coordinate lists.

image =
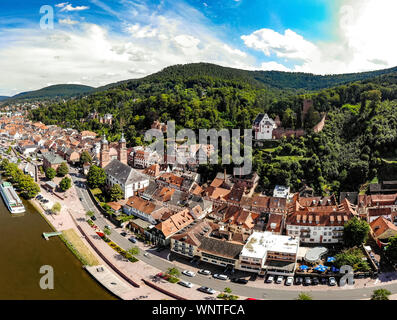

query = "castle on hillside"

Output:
[[253, 99, 326, 141]]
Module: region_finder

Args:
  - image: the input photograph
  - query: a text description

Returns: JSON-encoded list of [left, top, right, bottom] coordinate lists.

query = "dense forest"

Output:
[[28, 63, 397, 195], [1, 84, 95, 105]]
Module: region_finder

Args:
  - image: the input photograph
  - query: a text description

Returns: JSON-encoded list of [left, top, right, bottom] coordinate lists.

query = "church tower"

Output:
[[118, 132, 128, 165], [100, 134, 110, 168]]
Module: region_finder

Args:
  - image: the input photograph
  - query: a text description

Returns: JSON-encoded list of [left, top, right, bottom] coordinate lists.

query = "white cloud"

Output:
[[242, 0, 397, 74], [55, 2, 69, 8], [242, 28, 318, 63], [0, 13, 256, 95], [60, 4, 90, 12], [260, 61, 291, 72], [174, 35, 200, 48], [126, 23, 159, 39]]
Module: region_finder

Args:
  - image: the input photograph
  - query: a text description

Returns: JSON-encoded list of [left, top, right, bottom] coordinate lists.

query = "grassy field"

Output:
[[62, 229, 100, 266]]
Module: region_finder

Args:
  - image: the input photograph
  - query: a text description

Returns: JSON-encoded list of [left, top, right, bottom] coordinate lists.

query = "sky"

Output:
[[0, 0, 396, 96]]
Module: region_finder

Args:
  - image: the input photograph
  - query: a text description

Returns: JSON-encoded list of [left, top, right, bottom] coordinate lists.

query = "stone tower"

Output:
[[100, 134, 110, 168], [118, 132, 128, 165]]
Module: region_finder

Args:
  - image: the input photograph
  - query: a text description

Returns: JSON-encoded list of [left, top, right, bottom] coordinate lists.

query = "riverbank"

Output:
[[29, 198, 97, 267]]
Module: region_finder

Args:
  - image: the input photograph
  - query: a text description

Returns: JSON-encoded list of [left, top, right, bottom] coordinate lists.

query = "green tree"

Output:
[[128, 247, 140, 256], [87, 165, 106, 189], [371, 289, 391, 300], [296, 292, 312, 300], [80, 151, 92, 165], [86, 210, 95, 218], [343, 217, 370, 247], [104, 226, 112, 235], [385, 236, 397, 263], [167, 267, 180, 277], [109, 184, 123, 201], [282, 108, 296, 129], [45, 167, 56, 180], [52, 202, 62, 215], [18, 175, 40, 199], [56, 162, 69, 177], [224, 287, 232, 294], [59, 176, 71, 192]]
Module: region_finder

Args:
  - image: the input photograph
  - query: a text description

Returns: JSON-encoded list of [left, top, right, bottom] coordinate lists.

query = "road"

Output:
[[70, 167, 397, 300]]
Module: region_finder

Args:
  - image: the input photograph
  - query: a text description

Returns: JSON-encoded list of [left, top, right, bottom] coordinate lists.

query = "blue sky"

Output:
[[0, 0, 396, 96]]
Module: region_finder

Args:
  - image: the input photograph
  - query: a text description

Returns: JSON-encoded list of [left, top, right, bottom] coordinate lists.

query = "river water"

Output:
[[0, 198, 115, 300]]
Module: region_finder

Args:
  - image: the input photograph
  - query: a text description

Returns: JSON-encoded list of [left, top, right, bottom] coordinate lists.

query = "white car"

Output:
[[266, 275, 274, 283], [285, 276, 294, 286], [276, 276, 284, 284], [328, 277, 337, 286], [213, 274, 228, 280], [178, 281, 193, 288], [198, 269, 211, 276], [198, 286, 216, 294], [182, 270, 196, 277]]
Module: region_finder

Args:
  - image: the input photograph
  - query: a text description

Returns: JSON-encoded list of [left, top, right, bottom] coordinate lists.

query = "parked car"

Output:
[[266, 275, 274, 283], [198, 269, 211, 276], [321, 277, 327, 285], [328, 277, 337, 286], [285, 276, 294, 286], [143, 253, 150, 258], [120, 232, 127, 237], [198, 286, 216, 294], [178, 281, 193, 288], [231, 278, 248, 284], [213, 274, 228, 280], [276, 276, 284, 284], [295, 277, 303, 285], [128, 236, 136, 243], [304, 277, 312, 286], [91, 216, 97, 221], [104, 225, 111, 229], [182, 270, 196, 277], [312, 277, 319, 285]]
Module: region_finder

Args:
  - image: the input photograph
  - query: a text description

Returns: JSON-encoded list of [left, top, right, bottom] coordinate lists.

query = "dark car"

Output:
[[312, 277, 319, 285], [91, 216, 97, 221], [231, 278, 248, 284], [321, 277, 327, 285], [128, 237, 137, 243], [304, 277, 311, 286], [120, 232, 127, 237], [295, 277, 303, 285]]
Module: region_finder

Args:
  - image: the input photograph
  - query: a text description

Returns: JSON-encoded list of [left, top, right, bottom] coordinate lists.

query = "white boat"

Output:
[[0, 181, 25, 213]]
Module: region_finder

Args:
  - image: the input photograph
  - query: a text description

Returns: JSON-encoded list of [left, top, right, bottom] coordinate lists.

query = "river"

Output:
[[0, 198, 116, 300]]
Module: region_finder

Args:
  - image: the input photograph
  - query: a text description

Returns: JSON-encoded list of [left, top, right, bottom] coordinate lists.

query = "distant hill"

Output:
[[3, 84, 95, 103], [103, 63, 397, 92], [0, 96, 9, 101]]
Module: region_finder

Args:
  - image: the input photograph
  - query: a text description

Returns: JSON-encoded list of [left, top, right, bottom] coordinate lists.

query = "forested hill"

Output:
[[29, 61, 397, 196], [3, 84, 95, 104], [103, 63, 397, 91]]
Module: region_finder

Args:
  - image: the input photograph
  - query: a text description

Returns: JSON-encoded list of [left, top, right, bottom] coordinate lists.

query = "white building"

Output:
[[285, 198, 356, 244], [238, 231, 299, 276], [253, 114, 277, 140], [104, 159, 150, 199], [273, 185, 290, 199]]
